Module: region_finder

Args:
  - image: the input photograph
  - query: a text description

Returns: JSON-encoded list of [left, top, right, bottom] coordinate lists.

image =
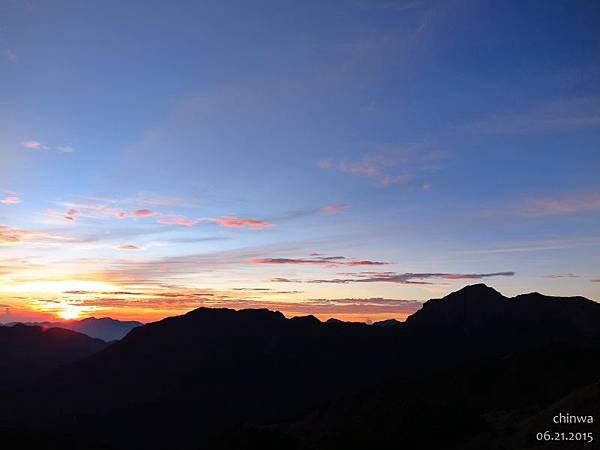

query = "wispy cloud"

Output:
[[85, 193, 195, 208], [1, 192, 21, 204], [55, 199, 200, 226], [252, 254, 389, 267], [542, 273, 579, 279], [467, 96, 600, 134], [157, 215, 198, 226], [116, 245, 142, 251], [54, 202, 127, 222], [318, 143, 447, 187], [205, 216, 273, 229], [133, 209, 159, 218], [0, 225, 72, 246], [378, 1, 425, 12], [520, 192, 600, 216], [1, 46, 16, 62], [272, 271, 515, 285], [21, 140, 77, 153], [320, 203, 348, 215]]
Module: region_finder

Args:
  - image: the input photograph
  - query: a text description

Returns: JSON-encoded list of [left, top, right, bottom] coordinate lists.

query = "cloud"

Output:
[[0, 225, 71, 246], [21, 140, 42, 150], [467, 96, 600, 134], [272, 271, 515, 285], [1, 195, 21, 205], [206, 216, 273, 229], [133, 209, 159, 218], [318, 143, 447, 187], [157, 215, 198, 226], [320, 204, 347, 215], [520, 192, 600, 216], [542, 273, 579, 279], [86, 193, 195, 208], [252, 255, 389, 267], [116, 245, 141, 251], [55, 146, 77, 153], [55, 202, 128, 221], [21, 140, 77, 153], [270, 277, 293, 283], [378, 1, 425, 12]]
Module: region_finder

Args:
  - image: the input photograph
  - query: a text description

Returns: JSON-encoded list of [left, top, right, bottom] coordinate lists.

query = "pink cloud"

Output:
[[320, 204, 347, 215], [157, 215, 198, 227], [21, 140, 42, 150], [206, 216, 273, 229], [133, 209, 159, 218], [20, 140, 77, 153], [116, 211, 127, 219], [64, 209, 80, 221]]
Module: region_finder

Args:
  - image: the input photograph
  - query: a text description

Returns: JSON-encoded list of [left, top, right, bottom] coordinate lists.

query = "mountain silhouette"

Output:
[[0, 324, 107, 392], [6, 317, 143, 341], [1, 284, 599, 450]]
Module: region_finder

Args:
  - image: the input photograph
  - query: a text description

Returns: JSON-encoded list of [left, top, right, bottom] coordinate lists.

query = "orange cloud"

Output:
[[1, 196, 21, 204], [133, 209, 158, 218], [207, 216, 272, 229], [0, 225, 69, 246]]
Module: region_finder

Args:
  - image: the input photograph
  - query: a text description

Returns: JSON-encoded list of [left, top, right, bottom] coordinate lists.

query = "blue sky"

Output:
[[1, 0, 599, 322]]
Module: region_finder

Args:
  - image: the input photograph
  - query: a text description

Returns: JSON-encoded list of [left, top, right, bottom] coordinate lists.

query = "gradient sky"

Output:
[[1, 0, 600, 323]]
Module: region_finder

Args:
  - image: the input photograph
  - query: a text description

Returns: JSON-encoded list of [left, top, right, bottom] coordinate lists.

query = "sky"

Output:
[[1, 0, 599, 323]]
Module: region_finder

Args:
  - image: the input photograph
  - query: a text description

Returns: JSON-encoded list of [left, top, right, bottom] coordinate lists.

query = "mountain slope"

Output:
[[7, 317, 143, 341], [0, 324, 108, 391]]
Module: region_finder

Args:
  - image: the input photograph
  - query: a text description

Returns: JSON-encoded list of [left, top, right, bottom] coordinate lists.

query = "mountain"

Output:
[[0, 324, 107, 392], [372, 318, 401, 327], [267, 344, 600, 450], [6, 317, 143, 341], [1, 284, 599, 450]]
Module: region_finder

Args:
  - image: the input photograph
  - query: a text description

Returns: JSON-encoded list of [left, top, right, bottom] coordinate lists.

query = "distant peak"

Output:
[[456, 283, 498, 293]]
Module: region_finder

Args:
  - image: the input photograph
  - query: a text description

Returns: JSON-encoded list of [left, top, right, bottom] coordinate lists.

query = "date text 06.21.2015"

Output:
[[536, 431, 593, 444]]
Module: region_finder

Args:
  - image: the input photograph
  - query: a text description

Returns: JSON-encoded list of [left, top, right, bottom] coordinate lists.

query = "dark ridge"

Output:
[[0, 325, 107, 392], [6, 317, 142, 341]]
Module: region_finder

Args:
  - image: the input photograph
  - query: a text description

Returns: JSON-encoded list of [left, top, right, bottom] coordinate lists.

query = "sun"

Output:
[[57, 303, 84, 320]]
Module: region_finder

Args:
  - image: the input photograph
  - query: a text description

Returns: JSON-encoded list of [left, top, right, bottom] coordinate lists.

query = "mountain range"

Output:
[[1, 284, 599, 450], [4, 317, 143, 341]]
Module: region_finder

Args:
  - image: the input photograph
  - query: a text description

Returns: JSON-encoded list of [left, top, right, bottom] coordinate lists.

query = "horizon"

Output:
[[2, 1, 600, 324], [0, 282, 595, 325]]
